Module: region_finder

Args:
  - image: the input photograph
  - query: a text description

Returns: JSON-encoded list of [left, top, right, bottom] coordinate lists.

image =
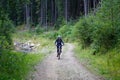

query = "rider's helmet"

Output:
[[58, 35, 61, 39]]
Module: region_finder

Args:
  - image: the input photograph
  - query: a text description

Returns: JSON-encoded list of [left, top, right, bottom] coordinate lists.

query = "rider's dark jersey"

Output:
[[55, 38, 64, 46]]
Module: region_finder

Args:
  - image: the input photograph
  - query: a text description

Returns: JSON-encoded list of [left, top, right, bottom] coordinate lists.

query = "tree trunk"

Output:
[[51, 0, 54, 25], [65, 0, 68, 23], [30, 3, 32, 26], [25, 3, 30, 29], [45, 0, 48, 30], [40, 0, 43, 25], [88, 0, 89, 13], [93, 0, 96, 10], [84, 0, 88, 16], [54, 0, 57, 24], [93, 0, 96, 14]]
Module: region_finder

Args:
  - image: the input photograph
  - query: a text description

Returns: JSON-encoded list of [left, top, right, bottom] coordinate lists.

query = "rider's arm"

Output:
[[61, 39, 64, 46], [55, 39, 57, 46]]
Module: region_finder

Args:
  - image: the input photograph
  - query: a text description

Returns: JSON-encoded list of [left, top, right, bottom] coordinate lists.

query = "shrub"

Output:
[[0, 50, 44, 80], [72, 16, 95, 48], [34, 25, 44, 34], [42, 31, 59, 40], [92, 23, 117, 52], [73, 13, 119, 53], [0, 18, 14, 50]]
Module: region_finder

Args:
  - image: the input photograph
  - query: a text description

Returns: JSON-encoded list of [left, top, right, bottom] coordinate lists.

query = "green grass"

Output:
[[0, 30, 54, 80], [0, 50, 44, 80], [74, 43, 120, 80], [12, 30, 54, 50]]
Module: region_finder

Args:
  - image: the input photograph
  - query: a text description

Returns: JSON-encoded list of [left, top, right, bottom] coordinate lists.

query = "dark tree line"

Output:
[[0, 0, 100, 28]]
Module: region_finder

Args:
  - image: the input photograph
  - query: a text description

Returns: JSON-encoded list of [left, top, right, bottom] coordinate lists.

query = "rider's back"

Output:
[[55, 38, 64, 46]]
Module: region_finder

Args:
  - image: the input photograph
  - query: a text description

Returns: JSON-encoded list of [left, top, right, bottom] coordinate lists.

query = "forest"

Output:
[[0, 0, 120, 80], [0, 0, 100, 27]]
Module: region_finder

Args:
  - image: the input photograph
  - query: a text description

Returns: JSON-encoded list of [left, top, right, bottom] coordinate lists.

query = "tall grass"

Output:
[[12, 30, 54, 49], [0, 30, 54, 80], [0, 50, 44, 80], [74, 44, 120, 80]]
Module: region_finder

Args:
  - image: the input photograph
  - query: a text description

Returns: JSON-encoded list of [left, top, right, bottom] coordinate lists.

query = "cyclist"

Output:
[[55, 35, 64, 57]]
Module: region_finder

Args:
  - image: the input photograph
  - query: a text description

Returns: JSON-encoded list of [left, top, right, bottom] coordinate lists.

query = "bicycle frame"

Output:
[[57, 45, 62, 60]]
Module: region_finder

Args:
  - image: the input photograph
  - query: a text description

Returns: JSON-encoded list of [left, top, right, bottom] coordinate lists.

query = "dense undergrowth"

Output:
[[0, 50, 44, 80]]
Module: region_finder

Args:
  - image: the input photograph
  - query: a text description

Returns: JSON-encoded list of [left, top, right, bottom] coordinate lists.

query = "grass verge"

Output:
[[74, 43, 120, 80], [0, 50, 44, 80], [0, 30, 54, 80]]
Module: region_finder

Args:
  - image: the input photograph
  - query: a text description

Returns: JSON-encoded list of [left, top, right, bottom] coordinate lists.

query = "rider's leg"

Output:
[[58, 47, 61, 60], [57, 46, 59, 53], [57, 46, 59, 57], [60, 46, 62, 53]]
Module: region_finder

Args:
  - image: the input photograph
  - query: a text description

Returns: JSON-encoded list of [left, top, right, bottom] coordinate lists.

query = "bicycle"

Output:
[[57, 45, 62, 60]]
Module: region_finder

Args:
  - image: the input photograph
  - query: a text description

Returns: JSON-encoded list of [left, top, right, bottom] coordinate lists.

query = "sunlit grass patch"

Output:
[[12, 31, 54, 50]]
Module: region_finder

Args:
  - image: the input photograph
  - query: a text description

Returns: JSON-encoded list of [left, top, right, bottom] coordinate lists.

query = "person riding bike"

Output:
[[55, 35, 64, 58]]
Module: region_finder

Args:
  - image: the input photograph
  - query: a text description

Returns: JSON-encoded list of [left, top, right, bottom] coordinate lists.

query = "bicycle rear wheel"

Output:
[[58, 53, 60, 60], [57, 46, 62, 60]]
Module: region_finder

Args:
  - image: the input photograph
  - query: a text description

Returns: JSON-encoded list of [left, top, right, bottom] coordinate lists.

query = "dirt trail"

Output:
[[29, 43, 104, 80]]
